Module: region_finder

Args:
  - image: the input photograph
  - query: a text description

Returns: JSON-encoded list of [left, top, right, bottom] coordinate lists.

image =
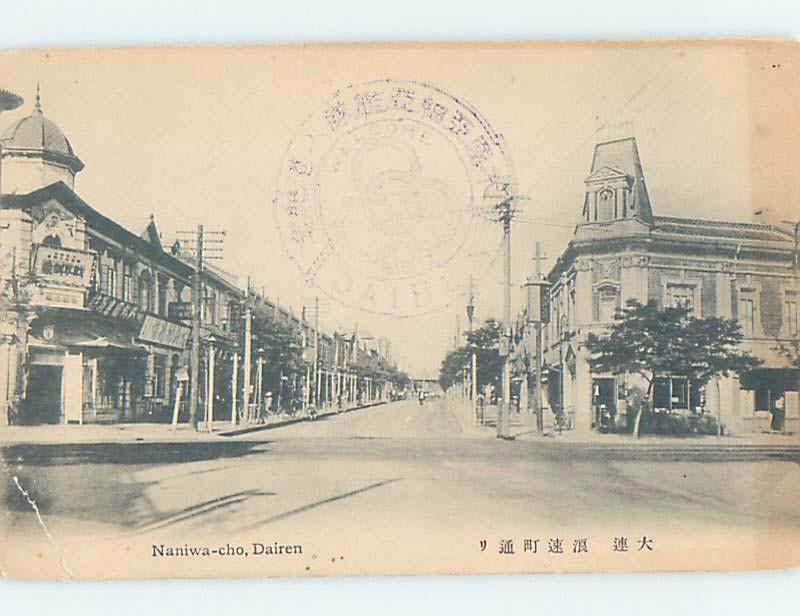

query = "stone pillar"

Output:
[[715, 269, 734, 319], [575, 259, 593, 326], [721, 374, 743, 435], [573, 346, 593, 433]]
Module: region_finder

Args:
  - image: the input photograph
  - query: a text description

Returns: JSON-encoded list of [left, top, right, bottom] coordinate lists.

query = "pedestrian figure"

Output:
[[263, 391, 273, 423]]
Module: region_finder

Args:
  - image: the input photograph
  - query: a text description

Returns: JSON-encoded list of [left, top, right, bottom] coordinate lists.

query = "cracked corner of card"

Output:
[[1, 455, 73, 578]]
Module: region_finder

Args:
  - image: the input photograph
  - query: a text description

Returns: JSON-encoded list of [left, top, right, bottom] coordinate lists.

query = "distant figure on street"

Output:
[[418, 390, 425, 406], [263, 391, 273, 423], [476, 392, 485, 425]]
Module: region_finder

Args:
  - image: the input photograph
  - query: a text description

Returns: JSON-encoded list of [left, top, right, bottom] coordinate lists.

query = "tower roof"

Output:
[[588, 137, 653, 223], [0, 87, 84, 173]]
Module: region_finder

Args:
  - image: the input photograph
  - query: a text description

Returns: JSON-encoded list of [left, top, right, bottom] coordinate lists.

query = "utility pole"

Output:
[[314, 296, 320, 407], [497, 185, 514, 439], [525, 244, 550, 436], [533, 242, 547, 435], [243, 304, 252, 422], [466, 275, 477, 422], [176, 225, 225, 430], [189, 224, 203, 430]]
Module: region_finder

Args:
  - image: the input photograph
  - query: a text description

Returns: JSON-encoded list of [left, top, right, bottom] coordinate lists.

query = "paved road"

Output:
[[2, 398, 799, 577]]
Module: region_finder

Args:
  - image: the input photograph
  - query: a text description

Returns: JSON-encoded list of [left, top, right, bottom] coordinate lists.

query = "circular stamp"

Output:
[[274, 79, 515, 318]]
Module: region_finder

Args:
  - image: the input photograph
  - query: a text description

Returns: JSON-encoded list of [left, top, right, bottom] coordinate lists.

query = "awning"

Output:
[[27, 335, 66, 351], [72, 336, 148, 353]]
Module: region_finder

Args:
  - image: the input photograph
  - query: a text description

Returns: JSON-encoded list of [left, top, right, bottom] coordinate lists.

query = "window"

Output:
[[653, 376, 692, 411], [598, 287, 618, 322], [598, 189, 615, 221], [667, 283, 696, 315], [153, 355, 167, 399], [123, 263, 135, 304], [41, 234, 62, 248], [204, 289, 217, 324], [784, 291, 799, 335], [138, 272, 154, 313], [569, 287, 576, 330], [102, 263, 116, 296], [158, 277, 168, 316], [739, 296, 755, 337]]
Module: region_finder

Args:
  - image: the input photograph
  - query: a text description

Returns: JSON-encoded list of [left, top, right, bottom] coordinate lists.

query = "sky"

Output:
[[0, 41, 797, 377]]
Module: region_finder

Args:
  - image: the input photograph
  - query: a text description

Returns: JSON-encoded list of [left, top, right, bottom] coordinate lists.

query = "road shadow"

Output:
[[0, 440, 269, 467], [1, 441, 276, 531]]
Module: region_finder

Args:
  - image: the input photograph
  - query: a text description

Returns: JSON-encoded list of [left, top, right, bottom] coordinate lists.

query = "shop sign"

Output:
[[168, 301, 193, 321], [33, 244, 95, 287], [138, 315, 190, 350]]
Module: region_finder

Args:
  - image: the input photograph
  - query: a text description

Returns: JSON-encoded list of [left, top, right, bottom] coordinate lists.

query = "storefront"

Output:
[[739, 368, 800, 434], [25, 313, 149, 424]]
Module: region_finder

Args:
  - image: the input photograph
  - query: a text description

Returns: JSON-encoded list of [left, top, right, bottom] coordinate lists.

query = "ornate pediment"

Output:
[[584, 164, 628, 184], [30, 199, 82, 249]]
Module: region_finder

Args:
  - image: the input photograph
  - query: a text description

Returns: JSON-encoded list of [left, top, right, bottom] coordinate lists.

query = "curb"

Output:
[[218, 400, 389, 437]]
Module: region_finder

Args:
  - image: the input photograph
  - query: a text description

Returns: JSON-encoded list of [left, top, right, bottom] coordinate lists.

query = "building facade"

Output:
[[0, 94, 243, 425], [543, 137, 800, 435]]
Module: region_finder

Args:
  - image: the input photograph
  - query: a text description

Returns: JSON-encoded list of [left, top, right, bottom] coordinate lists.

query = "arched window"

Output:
[[42, 234, 62, 247], [596, 284, 620, 322], [598, 189, 615, 221], [138, 270, 154, 313]]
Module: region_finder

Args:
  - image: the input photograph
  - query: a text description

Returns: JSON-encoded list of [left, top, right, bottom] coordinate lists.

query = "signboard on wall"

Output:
[[32, 244, 95, 288], [137, 315, 190, 350]]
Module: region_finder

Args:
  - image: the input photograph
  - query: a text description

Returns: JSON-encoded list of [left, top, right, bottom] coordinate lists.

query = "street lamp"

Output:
[[206, 334, 217, 432], [524, 273, 550, 435], [256, 346, 265, 420]]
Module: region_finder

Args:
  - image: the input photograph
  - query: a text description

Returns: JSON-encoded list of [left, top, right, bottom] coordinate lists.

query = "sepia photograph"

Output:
[[0, 38, 798, 581]]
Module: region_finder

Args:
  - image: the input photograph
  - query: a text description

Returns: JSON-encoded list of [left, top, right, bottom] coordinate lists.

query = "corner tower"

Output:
[[577, 137, 653, 234], [0, 86, 84, 195]]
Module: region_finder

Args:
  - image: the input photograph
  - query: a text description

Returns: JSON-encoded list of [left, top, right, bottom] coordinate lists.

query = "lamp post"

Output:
[[525, 272, 550, 435], [466, 277, 477, 421], [256, 346, 265, 420], [242, 305, 252, 423], [206, 334, 216, 432]]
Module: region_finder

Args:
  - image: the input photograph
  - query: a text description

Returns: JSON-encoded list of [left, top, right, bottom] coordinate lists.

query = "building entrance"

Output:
[[592, 377, 616, 430], [26, 365, 62, 424]]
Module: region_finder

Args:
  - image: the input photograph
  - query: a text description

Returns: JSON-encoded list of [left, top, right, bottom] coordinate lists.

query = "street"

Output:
[[2, 398, 800, 577]]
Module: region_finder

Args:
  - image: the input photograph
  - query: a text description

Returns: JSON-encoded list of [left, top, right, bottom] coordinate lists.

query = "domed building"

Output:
[[0, 87, 84, 195]]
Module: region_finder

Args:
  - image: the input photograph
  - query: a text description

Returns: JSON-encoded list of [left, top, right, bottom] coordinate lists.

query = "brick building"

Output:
[[544, 137, 799, 435]]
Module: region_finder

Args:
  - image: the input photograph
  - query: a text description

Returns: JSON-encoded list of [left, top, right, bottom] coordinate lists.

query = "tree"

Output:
[[439, 318, 505, 393], [585, 299, 761, 437]]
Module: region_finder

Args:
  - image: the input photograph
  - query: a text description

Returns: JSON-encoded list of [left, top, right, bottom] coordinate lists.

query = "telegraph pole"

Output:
[[533, 242, 546, 435], [466, 275, 477, 422], [243, 303, 252, 422], [314, 296, 320, 407], [189, 224, 203, 430], [525, 243, 550, 436], [497, 185, 514, 440], [176, 225, 226, 430]]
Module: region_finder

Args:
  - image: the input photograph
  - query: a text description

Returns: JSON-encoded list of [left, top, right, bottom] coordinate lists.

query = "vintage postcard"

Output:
[[0, 40, 798, 580]]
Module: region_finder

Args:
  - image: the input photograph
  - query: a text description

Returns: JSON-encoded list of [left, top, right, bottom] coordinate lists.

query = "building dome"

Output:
[[1, 89, 82, 165], [0, 88, 84, 194]]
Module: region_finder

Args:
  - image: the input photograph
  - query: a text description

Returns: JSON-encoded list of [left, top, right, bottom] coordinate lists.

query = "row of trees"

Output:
[[249, 308, 411, 403], [439, 299, 794, 437]]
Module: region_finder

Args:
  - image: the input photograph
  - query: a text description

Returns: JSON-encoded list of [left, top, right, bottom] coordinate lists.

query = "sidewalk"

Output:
[[450, 398, 800, 449], [0, 401, 389, 445]]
